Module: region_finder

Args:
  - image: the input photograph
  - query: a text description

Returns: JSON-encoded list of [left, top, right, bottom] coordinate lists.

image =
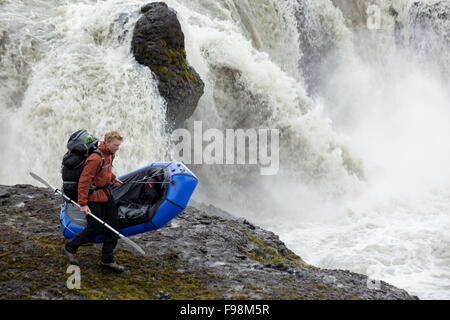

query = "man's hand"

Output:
[[80, 205, 91, 215], [113, 179, 124, 187]]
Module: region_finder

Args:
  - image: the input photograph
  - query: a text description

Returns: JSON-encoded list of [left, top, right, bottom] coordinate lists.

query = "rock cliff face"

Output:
[[131, 2, 204, 130], [0, 184, 418, 300]]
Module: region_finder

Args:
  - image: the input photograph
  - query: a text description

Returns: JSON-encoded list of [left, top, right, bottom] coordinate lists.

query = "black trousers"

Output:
[[65, 199, 119, 263]]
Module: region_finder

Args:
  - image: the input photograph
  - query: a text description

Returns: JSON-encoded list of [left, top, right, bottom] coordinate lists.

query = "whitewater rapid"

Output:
[[1, 0, 449, 299]]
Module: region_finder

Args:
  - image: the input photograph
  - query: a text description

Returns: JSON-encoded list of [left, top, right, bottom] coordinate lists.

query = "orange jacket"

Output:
[[77, 141, 117, 205]]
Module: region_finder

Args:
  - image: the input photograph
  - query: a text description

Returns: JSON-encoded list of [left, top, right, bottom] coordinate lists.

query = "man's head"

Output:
[[104, 130, 124, 154]]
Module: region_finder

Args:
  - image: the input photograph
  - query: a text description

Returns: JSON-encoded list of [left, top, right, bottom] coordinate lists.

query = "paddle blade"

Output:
[[120, 235, 146, 256], [30, 171, 145, 256], [29, 172, 54, 190]]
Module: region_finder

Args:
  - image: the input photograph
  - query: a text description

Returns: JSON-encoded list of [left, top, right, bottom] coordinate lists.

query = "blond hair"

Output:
[[104, 130, 124, 143]]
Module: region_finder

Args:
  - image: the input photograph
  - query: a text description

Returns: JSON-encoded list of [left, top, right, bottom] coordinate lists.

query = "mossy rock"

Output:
[[131, 2, 204, 129]]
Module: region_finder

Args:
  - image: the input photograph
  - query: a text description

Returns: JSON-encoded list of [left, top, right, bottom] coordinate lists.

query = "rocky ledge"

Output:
[[0, 184, 417, 300]]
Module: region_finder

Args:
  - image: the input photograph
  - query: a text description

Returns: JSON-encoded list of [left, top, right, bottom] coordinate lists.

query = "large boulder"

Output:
[[131, 2, 204, 130]]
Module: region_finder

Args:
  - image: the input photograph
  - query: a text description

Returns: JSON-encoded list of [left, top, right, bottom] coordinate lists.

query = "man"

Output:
[[62, 130, 125, 273]]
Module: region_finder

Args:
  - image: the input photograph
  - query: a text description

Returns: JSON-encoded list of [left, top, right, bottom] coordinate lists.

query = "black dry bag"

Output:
[[61, 130, 104, 202]]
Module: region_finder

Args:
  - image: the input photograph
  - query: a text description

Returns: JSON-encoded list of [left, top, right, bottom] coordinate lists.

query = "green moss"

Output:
[[0, 271, 15, 281], [0, 251, 13, 259], [228, 222, 308, 269], [159, 66, 169, 75], [76, 248, 223, 300], [349, 293, 361, 300], [151, 40, 199, 86], [1, 212, 218, 300], [310, 280, 329, 291], [32, 234, 65, 254], [30, 280, 48, 293]]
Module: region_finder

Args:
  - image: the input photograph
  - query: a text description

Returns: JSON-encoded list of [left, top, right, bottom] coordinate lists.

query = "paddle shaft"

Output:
[[123, 181, 172, 184], [59, 189, 121, 238], [29, 172, 145, 255]]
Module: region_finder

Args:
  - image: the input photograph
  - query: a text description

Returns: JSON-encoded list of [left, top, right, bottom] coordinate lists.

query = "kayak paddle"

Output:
[[29, 172, 146, 256]]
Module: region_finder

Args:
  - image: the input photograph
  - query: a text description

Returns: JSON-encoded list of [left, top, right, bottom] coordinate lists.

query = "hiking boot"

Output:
[[99, 261, 125, 274], [62, 247, 79, 265]]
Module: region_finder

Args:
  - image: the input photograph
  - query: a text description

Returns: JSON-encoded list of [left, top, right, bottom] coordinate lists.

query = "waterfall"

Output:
[[1, 0, 449, 299]]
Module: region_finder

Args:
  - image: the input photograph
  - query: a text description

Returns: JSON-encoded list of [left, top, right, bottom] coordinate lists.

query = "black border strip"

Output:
[[150, 220, 159, 229], [164, 197, 185, 210], [170, 173, 199, 181], [63, 220, 72, 236]]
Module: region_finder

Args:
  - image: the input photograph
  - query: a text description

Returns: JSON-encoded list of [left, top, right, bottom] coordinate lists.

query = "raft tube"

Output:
[[59, 162, 198, 243]]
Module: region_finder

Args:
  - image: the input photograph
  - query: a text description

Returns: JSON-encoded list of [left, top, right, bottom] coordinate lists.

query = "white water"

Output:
[[1, 0, 449, 299], [0, 0, 169, 186]]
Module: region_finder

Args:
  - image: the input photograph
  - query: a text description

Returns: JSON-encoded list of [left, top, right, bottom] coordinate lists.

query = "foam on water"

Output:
[[1, 0, 169, 186], [1, 0, 449, 299]]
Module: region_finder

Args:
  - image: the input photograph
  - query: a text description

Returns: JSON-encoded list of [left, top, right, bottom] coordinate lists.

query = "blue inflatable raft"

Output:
[[59, 162, 198, 242]]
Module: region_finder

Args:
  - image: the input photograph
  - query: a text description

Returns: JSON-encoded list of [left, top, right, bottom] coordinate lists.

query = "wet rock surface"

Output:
[[0, 184, 418, 300], [131, 2, 204, 130]]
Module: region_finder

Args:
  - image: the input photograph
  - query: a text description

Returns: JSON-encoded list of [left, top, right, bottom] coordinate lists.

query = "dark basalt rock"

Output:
[[131, 2, 204, 130], [0, 184, 419, 300]]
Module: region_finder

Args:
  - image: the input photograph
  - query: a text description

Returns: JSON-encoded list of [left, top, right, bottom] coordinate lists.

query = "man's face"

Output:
[[105, 138, 122, 154]]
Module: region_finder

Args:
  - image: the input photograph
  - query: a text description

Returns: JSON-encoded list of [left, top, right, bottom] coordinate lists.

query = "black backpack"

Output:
[[61, 130, 105, 202]]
